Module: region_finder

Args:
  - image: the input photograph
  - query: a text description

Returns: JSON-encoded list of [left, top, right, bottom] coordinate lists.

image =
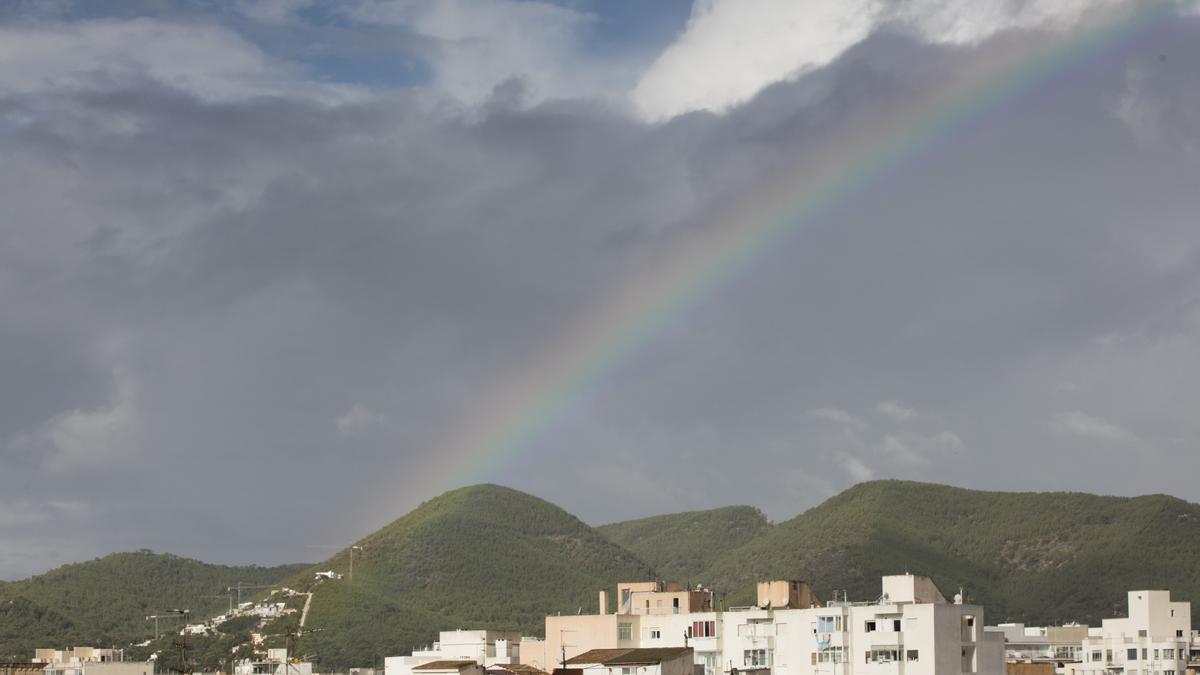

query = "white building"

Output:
[[1068, 591, 1193, 675], [233, 648, 313, 675], [535, 575, 1005, 675], [384, 630, 523, 675], [33, 648, 151, 675]]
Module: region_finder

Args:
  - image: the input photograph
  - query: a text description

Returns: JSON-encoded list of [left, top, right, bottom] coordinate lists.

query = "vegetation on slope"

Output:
[[294, 484, 654, 670], [6, 481, 1200, 671], [696, 481, 1200, 626], [0, 551, 306, 661], [597, 506, 772, 582]]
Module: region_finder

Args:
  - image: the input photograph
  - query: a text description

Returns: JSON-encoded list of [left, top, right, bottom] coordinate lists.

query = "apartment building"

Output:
[[535, 574, 1004, 675], [384, 630, 523, 675], [32, 648, 150, 675], [984, 624, 1090, 663], [1067, 591, 1194, 675], [233, 648, 313, 675]]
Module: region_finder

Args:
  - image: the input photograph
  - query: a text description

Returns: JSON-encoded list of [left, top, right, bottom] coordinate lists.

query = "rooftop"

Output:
[[414, 662, 480, 671], [564, 649, 692, 666]]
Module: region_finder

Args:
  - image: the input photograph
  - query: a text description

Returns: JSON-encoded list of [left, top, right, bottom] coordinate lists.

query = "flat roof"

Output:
[[414, 662, 479, 671]]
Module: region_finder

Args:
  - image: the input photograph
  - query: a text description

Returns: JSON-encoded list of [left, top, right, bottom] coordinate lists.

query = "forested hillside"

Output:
[[597, 505, 772, 581], [5, 482, 1200, 671], [291, 484, 653, 669], [694, 481, 1200, 626], [0, 552, 306, 661]]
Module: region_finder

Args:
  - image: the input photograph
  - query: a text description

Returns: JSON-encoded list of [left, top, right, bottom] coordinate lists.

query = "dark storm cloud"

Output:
[[2, 6, 1200, 578]]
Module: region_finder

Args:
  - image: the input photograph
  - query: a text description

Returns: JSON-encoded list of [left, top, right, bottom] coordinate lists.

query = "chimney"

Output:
[[599, 590, 609, 615]]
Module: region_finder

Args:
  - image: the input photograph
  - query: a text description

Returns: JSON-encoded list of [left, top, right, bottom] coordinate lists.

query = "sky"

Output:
[[2, 0, 1200, 580]]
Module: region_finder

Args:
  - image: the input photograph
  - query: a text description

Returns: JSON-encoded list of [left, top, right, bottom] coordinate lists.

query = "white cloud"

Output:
[[873, 430, 962, 464], [840, 453, 876, 482], [236, 0, 315, 25], [1116, 67, 1164, 147], [810, 406, 869, 431], [344, 0, 615, 106], [876, 400, 917, 422], [632, 0, 1130, 120], [9, 369, 140, 471], [336, 403, 387, 439], [0, 18, 356, 102], [1051, 411, 1139, 443]]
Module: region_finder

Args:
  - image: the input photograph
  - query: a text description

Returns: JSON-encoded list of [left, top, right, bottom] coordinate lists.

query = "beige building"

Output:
[[985, 624, 1090, 664], [615, 582, 715, 616], [534, 575, 1004, 675], [2, 663, 45, 675]]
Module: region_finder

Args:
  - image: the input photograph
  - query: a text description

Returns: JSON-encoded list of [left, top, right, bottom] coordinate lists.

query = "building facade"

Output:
[[534, 575, 1004, 675], [33, 648, 150, 675], [384, 630, 522, 675], [1068, 591, 1193, 675]]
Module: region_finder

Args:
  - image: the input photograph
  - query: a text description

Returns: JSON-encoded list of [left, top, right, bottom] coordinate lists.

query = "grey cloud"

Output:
[[3, 12, 1200, 578]]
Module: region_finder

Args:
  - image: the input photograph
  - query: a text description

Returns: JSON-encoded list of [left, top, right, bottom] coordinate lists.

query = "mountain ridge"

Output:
[[4, 481, 1199, 670]]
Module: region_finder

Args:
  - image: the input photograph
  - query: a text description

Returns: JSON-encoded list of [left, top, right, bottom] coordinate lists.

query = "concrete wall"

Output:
[[756, 581, 816, 610], [542, 615, 625, 670]]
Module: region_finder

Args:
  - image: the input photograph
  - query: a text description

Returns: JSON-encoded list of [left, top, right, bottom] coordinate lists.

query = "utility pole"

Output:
[[202, 593, 234, 614], [558, 629, 576, 669], [161, 609, 191, 675], [147, 612, 188, 640], [227, 582, 274, 607]]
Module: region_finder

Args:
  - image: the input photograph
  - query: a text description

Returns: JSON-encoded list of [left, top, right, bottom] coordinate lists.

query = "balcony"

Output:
[[738, 624, 777, 638]]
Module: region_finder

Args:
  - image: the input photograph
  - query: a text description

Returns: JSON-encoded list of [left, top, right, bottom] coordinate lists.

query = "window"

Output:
[[1176, 630, 1184, 638], [967, 617, 975, 626], [1107, 650, 1113, 663], [865, 620, 877, 632], [816, 647, 844, 664], [649, 629, 661, 639], [893, 619, 902, 632], [906, 651, 919, 662], [692, 620, 716, 638], [744, 650, 771, 667], [817, 616, 841, 633], [621, 669, 631, 675], [1129, 649, 1139, 661], [618, 622, 632, 641], [1142, 649, 1148, 660], [1092, 651, 1102, 662], [1154, 650, 1160, 660], [1162, 649, 1174, 660], [867, 649, 900, 663]]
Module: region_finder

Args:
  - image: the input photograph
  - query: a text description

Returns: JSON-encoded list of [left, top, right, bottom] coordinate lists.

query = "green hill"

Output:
[[5, 481, 1200, 671], [695, 481, 1200, 626], [597, 506, 772, 582], [0, 551, 307, 660], [293, 484, 653, 670]]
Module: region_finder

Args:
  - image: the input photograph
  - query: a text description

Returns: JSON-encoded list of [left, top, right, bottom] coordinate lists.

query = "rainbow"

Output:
[[432, 1, 1178, 487]]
